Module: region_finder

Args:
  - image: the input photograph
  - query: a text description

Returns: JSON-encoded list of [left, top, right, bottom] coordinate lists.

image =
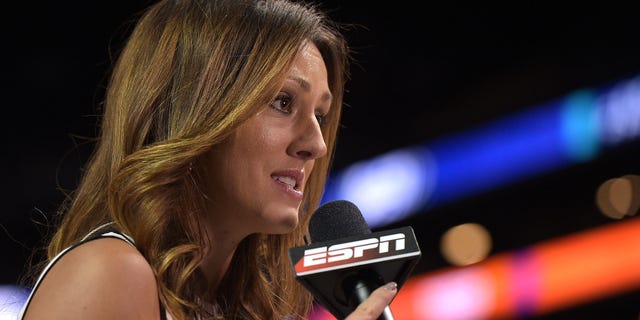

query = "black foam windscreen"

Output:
[[309, 200, 371, 243]]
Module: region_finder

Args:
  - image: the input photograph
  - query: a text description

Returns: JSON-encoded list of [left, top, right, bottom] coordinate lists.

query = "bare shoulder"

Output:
[[23, 237, 162, 320]]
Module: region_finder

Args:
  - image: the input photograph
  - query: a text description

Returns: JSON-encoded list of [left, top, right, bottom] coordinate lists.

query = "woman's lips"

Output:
[[272, 169, 304, 200]]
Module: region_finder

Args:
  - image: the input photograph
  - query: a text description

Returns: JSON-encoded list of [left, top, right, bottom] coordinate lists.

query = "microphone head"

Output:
[[309, 200, 371, 243], [290, 199, 422, 320]]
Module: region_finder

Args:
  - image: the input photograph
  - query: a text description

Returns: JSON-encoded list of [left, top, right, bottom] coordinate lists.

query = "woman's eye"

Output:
[[270, 93, 292, 114]]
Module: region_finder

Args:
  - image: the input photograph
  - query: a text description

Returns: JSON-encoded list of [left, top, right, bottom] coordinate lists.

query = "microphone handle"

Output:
[[353, 280, 395, 320]]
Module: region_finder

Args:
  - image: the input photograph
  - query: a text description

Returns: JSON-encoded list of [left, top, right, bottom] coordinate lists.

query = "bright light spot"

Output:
[[596, 177, 626, 219], [441, 223, 492, 266], [0, 285, 28, 320], [561, 90, 600, 162], [599, 76, 640, 145], [414, 267, 494, 320], [610, 177, 633, 214], [596, 175, 640, 219], [337, 147, 436, 227]]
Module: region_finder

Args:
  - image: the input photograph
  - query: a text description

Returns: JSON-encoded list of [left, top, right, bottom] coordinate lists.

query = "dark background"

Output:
[[3, 1, 640, 319]]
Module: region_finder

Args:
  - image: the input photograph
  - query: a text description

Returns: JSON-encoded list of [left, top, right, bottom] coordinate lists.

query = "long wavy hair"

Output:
[[42, 0, 350, 318]]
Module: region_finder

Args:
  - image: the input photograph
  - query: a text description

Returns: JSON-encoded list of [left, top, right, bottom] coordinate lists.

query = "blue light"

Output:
[[427, 100, 570, 207], [561, 90, 600, 162], [322, 146, 436, 228], [599, 76, 640, 145], [0, 285, 28, 320], [322, 75, 640, 228]]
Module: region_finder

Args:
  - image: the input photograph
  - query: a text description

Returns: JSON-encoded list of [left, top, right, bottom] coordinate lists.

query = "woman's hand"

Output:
[[344, 282, 397, 320]]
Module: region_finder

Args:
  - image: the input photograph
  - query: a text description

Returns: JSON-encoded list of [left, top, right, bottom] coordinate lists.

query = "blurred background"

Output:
[[2, 1, 639, 319]]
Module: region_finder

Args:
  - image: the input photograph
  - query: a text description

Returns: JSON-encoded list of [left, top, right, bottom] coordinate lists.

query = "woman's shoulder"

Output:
[[22, 236, 162, 319]]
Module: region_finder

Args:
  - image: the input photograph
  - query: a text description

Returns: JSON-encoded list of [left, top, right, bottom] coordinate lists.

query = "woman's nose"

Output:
[[289, 115, 327, 160]]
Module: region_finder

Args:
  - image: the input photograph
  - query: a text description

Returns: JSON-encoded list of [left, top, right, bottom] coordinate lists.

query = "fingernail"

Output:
[[384, 282, 397, 291]]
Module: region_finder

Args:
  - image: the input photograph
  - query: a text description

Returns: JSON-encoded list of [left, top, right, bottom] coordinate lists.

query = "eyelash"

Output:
[[270, 93, 328, 127], [270, 93, 293, 114]]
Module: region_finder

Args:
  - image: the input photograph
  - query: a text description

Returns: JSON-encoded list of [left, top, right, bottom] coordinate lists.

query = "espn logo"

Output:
[[303, 233, 406, 267]]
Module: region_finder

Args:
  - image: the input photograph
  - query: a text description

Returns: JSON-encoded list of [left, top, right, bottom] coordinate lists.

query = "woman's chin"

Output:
[[274, 217, 299, 234], [267, 214, 299, 234], [256, 204, 301, 234]]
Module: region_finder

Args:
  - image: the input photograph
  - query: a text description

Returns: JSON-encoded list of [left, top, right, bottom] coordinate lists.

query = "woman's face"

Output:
[[205, 43, 331, 237]]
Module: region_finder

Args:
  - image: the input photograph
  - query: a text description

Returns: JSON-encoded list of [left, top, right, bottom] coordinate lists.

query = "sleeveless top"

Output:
[[18, 223, 170, 320]]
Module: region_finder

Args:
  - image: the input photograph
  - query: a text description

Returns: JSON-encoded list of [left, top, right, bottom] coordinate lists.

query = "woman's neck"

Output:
[[199, 222, 246, 293]]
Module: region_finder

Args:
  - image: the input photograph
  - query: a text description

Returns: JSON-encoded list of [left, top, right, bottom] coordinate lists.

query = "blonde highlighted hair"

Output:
[[44, 0, 350, 319]]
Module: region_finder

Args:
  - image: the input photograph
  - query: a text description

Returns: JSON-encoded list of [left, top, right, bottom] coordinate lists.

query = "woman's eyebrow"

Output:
[[288, 75, 333, 102]]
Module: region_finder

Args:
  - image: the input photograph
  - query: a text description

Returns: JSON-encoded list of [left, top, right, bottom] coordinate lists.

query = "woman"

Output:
[[19, 0, 397, 319]]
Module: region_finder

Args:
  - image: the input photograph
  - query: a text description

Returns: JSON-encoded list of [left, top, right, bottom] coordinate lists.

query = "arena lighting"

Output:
[[0, 285, 29, 320], [322, 75, 640, 228], [309, 216, 640, 320]]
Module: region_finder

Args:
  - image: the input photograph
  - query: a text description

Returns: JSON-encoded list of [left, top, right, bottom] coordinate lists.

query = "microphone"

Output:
[[288, 200, 422, 320]]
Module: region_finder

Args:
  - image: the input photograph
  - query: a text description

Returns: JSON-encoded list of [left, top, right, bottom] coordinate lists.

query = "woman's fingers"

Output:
[[345, 282, 397, 320]]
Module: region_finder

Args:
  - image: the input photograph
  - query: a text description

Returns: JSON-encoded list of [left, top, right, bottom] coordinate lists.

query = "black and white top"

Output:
[[18, 223, 170, 320]]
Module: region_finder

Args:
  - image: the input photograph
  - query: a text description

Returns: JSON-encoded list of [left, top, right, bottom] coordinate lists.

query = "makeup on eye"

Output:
[[269, 91, 330, 127], [269, 92, 293, 114]]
